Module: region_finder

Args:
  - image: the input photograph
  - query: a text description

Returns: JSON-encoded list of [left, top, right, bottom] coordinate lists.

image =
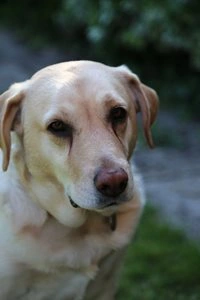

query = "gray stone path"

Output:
[[0, 29, 199, 241], [134, 108, 200, 241], [135, 148, 200, 240]]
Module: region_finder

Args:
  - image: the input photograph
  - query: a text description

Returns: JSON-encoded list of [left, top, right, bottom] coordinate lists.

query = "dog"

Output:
[[0, 61, 158, 299]]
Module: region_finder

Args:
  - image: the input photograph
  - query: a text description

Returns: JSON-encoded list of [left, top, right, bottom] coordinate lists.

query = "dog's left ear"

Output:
[[118, 65, 159, 148], [0, 83, 25, 171]]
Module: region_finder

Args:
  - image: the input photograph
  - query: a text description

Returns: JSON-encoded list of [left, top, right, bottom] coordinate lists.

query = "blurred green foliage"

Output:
[[0, 0, 199, 119], [117, 206, 200, 299]]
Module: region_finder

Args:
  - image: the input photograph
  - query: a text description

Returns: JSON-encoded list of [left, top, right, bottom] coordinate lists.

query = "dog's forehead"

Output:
[[27, 61, 129, 112], [31, 61, 123, 93], [33, 61, 115, 78]]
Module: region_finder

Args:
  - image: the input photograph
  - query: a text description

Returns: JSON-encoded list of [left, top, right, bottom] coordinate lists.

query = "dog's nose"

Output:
[[94, 168, 128, 197]]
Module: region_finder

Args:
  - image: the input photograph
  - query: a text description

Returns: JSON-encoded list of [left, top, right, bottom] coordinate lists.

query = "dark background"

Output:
[[0, 0, 199, 120]]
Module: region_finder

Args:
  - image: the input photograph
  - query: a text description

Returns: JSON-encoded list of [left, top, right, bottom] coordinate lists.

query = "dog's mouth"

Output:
[[68, 196, 117, 231], [69, 197, 80, 208], [69, 196, 118, 210]]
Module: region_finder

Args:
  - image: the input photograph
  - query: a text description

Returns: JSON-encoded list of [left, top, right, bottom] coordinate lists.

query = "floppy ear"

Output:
[[133, 81, 159, 148], [0, 84, 25, 171], [118, 66, 159, 148]]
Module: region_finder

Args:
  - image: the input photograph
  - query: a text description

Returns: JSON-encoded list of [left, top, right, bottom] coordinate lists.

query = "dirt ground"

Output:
[[1, 29, 199, 241]]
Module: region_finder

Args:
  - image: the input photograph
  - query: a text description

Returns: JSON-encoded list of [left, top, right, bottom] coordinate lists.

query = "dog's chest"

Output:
[[0, 217, 107, 300], [5, 268, 90, 300], [16, 215, 112, 271]]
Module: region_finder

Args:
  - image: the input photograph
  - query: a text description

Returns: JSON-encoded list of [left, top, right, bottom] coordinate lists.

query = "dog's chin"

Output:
[[68, 196, 118, 231], [95, 204, 119, 216], [52, 199, 87, 228]]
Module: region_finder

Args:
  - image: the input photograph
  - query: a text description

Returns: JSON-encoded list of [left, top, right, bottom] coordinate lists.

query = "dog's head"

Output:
[[0, 61, 158, 226]]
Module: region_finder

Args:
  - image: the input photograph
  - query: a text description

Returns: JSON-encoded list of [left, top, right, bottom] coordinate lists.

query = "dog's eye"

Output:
[[47, 120, 73, 138], [109, 107, 127, 125]]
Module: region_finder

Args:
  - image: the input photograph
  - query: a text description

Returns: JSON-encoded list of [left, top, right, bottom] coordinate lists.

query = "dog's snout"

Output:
[[94, 168, 128, 197]]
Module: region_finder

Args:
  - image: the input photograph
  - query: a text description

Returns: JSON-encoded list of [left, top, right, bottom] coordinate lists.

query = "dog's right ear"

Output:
[[117, 65, 159, 148], [0, 83, 25, 171]]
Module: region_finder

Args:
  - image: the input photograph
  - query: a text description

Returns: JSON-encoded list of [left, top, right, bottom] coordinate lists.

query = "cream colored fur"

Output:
[[0, 61, 158, 299]]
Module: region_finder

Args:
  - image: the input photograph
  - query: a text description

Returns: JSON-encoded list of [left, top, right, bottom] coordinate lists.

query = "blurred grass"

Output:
[[117, 206, 200, 300]]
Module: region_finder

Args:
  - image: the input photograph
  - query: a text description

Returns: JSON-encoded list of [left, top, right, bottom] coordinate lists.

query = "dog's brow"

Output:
[[44, 110, 72, 126], [102, 94, 126, 108]]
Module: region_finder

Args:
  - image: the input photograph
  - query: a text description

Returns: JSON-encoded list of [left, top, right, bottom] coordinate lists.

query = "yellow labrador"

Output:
[[0, 61, 158, 299]]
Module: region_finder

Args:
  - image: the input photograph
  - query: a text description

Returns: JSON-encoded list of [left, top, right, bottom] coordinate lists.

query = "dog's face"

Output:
[[0, 61, 158, 224]]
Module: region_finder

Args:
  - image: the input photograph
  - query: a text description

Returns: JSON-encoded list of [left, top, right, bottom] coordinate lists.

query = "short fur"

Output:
[[0, 61, 158, 299]]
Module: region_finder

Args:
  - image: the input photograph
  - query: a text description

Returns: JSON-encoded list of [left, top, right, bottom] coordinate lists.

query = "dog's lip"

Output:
[[69, 196, 118, 210], [102, 201, 118, 208], [69, 196, 79, 208]]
